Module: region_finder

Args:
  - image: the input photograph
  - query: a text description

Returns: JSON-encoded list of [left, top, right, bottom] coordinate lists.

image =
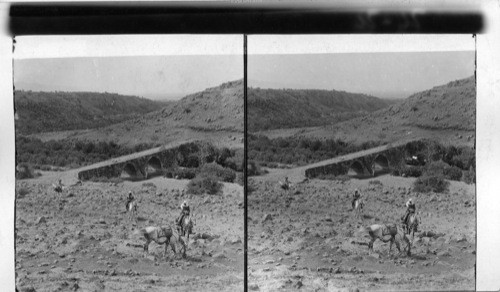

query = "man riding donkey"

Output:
[[401, 198, 416, 230], [351, 189, 362, 210], [126, 191, 135, 210], [53, 179, 64, 193], [176, 200, 191, 234], [279, 177, 291, 190]]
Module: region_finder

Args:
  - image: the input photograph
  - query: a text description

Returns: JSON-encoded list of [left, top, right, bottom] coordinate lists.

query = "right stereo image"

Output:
[[246, 35, 476, 291]]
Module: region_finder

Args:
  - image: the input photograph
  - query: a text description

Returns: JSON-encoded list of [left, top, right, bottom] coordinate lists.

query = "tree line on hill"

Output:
[[14, 90, 166, 135], [247, 87, 394, 132]]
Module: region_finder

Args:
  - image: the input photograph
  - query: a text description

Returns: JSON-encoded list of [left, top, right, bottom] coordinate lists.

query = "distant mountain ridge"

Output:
[[248, 87, 393, 131], [15, 91, 169, 135]]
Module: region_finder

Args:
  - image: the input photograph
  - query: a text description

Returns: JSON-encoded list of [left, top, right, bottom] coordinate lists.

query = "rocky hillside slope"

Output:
[[31, 80, 244, 148], [298, 76, 476, 147], [152, 79, 243, 132], [373, 75, 476, 131], [248, 87, 393, 132]]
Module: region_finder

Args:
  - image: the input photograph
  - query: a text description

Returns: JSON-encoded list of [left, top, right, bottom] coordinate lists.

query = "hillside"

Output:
[[381, 75, 476, 131], [31, 80, 244, 148], [299, 76, 476, 147], [248, 87, 393, 132], [14, 91, 168, 135], [155, 79, 244, 132]]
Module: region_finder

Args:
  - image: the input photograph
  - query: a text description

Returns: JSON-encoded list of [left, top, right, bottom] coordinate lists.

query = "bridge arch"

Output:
[[145, 156, 163, 178], [372, 154, 390, 175], [121, 163, 138, 178], [347, 160, 365, 177]]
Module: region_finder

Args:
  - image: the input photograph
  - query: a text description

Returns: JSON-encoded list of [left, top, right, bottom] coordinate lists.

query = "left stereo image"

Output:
[[13, 35, 244, 291]]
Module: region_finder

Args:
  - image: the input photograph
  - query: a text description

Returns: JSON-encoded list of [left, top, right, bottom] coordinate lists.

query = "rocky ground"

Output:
[[15, 173, 244, 291], [248, 173, 475, 291]]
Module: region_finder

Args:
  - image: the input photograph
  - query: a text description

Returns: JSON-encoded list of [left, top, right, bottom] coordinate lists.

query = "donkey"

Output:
[[360, 223, 411, 255], [138, 226, 183, 258]]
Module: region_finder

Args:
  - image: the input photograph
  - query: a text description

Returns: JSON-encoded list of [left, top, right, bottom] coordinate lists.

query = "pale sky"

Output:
[[15, 55, 243, 100], [248, 51, 475, 99], [13, 35, 243, 100], [248, 35, 475, 99]]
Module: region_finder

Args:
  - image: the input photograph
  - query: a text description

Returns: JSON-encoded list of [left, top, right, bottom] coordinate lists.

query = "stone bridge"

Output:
[[77, 141, 201, 181], [303, 139, 420, 179]]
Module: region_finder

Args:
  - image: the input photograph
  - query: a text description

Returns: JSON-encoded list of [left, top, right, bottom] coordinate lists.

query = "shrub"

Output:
[[424, 160, 463, 181], [400, 166, 423, 177], [17, 187, 29, 198], [90, 176, 123, 184], [236, 172, 244, 186], [316, 173, 351, 182], [413, 175, 449, 193], [187, 175, 222, 195], [443, 165, 463, 181], [216, 147, 232, 165], [164, 167, 196, 180], [369, 180, 383, 186], [425, 160, 448, 176], [40, 164, 52, 171], [185, 154, 200, 168], [16, 163, 35, 180], [462, 168, 476, 184], [198, 163, 236, 183], [247, 160, 267, 176]]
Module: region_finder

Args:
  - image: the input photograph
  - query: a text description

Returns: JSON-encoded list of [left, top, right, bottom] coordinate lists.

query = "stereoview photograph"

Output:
[[14, 35, 244, 291], [247, 36, 476, 291]]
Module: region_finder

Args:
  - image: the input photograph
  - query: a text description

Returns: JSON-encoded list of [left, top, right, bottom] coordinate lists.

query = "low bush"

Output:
[[443, 165, 463, 181], [462, 168, 476, 184], [402, 166, 423, 177], [17, 187, 29, 198], [369, 180, 383, 186], [391, 165, 423, 178], [235, 172, 244, 186], [198, 163, 236, 183], [164, 167, 196, 180], [413, 174, 449, 193], [247, 160, 267, 176], [424, 160, 463, 181], [316, 173, 351, 182], [89, 176, 123, 184], [16, 163, 35, 180], [187, 175, 223, 195]]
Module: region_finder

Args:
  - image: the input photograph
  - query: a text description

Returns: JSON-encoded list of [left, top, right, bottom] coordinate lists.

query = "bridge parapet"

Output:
[[77, 143, 191, 181], [304, 143, 408, 179]]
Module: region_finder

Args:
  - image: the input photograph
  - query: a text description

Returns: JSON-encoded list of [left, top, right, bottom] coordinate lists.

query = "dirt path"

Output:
[[248, 173, 475, 291], [15, 172, 244, 291]]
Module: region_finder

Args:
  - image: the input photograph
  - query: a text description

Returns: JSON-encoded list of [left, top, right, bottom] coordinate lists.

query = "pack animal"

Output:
[[137, 226, 185, 258], [359, 223, 411, 256]]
